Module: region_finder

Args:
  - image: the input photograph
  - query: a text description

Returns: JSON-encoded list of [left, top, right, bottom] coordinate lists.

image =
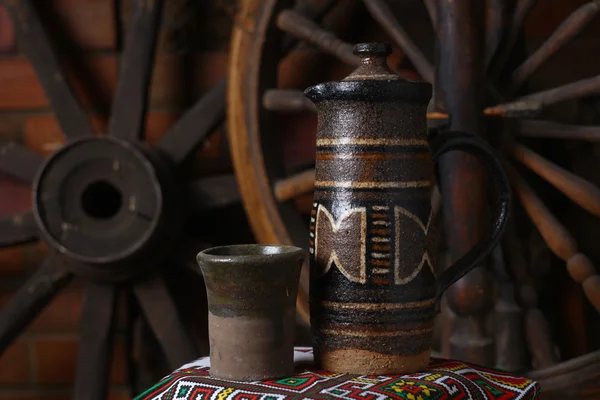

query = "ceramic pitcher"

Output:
[[305, 43, 511, 374]]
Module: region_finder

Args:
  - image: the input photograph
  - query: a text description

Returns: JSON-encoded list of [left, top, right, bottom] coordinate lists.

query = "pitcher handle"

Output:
[[428, 131, 511, 308]]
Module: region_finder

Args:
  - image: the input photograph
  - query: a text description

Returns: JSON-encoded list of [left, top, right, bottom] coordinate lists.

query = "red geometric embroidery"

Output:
[[136, 354, 541, 400], [231, 392, 261, 400], [188, 386, 218, 399]]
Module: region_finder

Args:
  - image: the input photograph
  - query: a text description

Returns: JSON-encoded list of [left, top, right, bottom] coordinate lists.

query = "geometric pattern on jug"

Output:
[[309, 203, 434, 285], [394, 206, 435, 284], [311, 203, 367, 283]]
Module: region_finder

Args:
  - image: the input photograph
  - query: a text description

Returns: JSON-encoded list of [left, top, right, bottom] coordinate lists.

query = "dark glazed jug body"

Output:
[[305, 43, 510, 374]]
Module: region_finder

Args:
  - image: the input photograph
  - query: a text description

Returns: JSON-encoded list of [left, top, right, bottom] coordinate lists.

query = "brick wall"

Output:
[[0, 0, 232, 398], [1, 0, 600, 398]]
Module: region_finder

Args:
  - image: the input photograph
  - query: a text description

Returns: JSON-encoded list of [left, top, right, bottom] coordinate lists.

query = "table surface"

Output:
[[136, 347, 541, 400]]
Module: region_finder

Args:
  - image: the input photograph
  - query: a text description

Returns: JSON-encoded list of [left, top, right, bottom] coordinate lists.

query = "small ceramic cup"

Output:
[[197, 244, 306, 381]]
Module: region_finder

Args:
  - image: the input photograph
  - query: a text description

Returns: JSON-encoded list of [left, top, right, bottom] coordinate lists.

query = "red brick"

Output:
[[28, 288, 83, 333], [0, 115, 31, 142], [22, 111, 227, 162], [0, 52, 228, 111], [34, 336, 78, 384], [46, 0, 116, 50], [24, 114, 67, 144], [23, 242, 51, 274], [0, 56, 115, 110], [294, 193, 314, 215], [0, 1, 114, 53], [0, 394, 70, 400], [0, 6, 15, 53], [149, 53, 226, 107], [192, 53, 228, 93], [0, 176, 32, 214], [0, 247, 25, 274], [526, 0, 600, 38], [109, 336, 127, 385], [281, 113, 317, 169], [279, 49, 331, 90], [24, 114, 106, 155], [187, 130, 232, 177], [0, 57, 44, 108], [23, 110, 229, 176], [143, 113, 229, 175], [0, 56, 107, 110], [0, 340, 29, 384], [23, 111, 181, 151], [113, 292, 128, 331], [107, 390, 132, 400], [33, 334, 127, 385], [143, 112, 179, 145]]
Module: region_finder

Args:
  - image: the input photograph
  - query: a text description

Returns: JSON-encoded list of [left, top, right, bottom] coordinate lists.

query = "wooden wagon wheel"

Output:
[[0, 1, 236, 398], [229, 0, 600, 396]]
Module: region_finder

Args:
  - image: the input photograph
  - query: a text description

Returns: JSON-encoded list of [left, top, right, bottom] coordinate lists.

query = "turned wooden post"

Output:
[[492, 244, 528, 372], [434, 1, 494, 364]]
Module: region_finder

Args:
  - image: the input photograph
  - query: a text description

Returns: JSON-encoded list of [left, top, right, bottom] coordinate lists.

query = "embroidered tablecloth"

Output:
[[136, 347, 540, 399]]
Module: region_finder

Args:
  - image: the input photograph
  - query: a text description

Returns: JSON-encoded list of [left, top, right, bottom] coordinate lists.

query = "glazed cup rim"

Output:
[[196, 244, 306, 264]]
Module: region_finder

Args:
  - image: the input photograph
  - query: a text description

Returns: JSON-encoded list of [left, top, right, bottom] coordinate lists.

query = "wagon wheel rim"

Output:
[[0, 0, 234, 397], [228, 0, 600, 374]]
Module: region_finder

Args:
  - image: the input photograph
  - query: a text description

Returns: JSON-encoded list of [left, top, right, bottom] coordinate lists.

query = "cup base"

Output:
[[208, 310, 295, 382], [208, 370, 292, 382], [318, 348, 431, 375]]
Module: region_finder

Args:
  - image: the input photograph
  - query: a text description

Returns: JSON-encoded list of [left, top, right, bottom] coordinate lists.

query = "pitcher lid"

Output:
[[304, 43, 432, 104]]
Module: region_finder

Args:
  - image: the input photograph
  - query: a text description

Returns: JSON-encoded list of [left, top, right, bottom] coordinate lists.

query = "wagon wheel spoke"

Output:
[[363, 0, 434, 82], [74, 282, 117, 400], [516, 120, 600, 141], [0, 212, 38, 248], [510, 142, 600, 217], [510, 1, 600, 93], [0, 139, 44, 183], [490, 243, 529, 372], [0, 256, 73, 353], [423, 0, 437, 27], [527, 350, 600, 393], [156, 79, 226, 165], [491, 0, 537, 77], [484, 0, 507, 67], [276, 10, 359, 66], [506, 163, 600, 312], [3, 0, 93, 139], [282, 0, 340, 51], [109, 0, 164, 142], [485, 74, 600, 117], [274, 169, 315, 203], [133, 274, 198, 369], [291, 0, 338, 19], [263, 89, 316, 113], [502, 223, 558, 368], [188, 174, 241, 211]]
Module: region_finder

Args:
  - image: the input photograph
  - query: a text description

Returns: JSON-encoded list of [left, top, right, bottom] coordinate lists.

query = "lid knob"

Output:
[[343, 42, 398, 81], [353, 43, 392, 58]]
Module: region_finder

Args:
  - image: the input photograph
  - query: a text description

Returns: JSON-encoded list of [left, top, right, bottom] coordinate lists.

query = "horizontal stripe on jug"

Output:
[[313, 189, 431, 202], [314, 180, 431, 189], [319, 327, 432, 337], [314, 333, 431, 356], [317, 138, 428, 146], [316, 152, 430, 160], [315, 157, 432, 182], [319, 299, 435, 311]]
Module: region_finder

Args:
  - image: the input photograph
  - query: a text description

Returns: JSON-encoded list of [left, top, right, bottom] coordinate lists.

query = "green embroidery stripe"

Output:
[[134, 376, 176, 400]]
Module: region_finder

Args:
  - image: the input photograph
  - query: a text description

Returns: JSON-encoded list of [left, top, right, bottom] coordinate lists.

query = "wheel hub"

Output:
[[33, 137, 175, 272]]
